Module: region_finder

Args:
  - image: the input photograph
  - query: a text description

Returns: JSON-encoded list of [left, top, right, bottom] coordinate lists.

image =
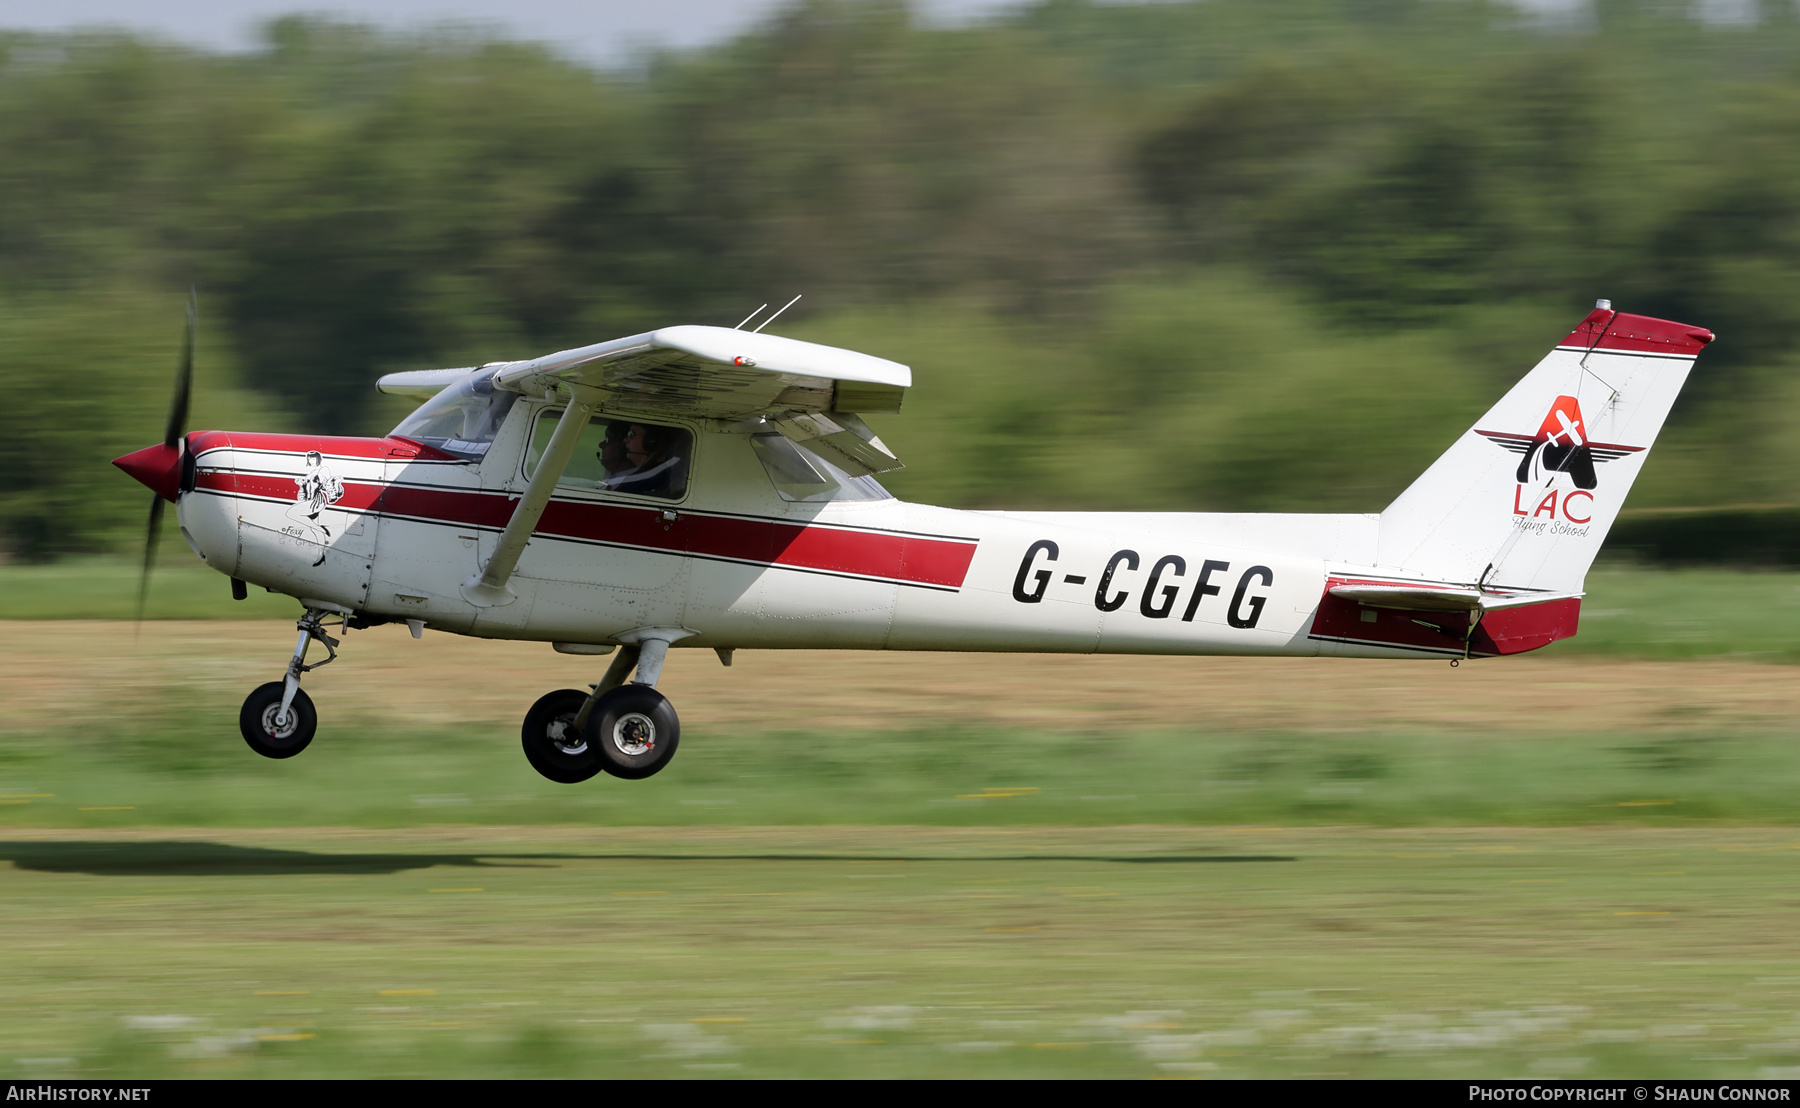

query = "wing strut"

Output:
[[462, 384, 602, 607]]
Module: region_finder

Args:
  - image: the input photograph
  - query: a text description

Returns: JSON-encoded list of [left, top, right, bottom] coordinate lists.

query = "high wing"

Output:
[[376, 325, 909, 476], [376, 366, 481, 399], [377, 325, 913, 609], [487, 325, 909, 421]]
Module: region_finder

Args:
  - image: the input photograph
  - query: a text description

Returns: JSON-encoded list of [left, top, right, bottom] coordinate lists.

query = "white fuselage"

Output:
[[174, 399, 1459, 661]]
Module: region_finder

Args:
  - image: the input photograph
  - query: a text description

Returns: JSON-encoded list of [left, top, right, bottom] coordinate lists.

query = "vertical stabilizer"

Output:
[[1377, 306, 1712, 594]]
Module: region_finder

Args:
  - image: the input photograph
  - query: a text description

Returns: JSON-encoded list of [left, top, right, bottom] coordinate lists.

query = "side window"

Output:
[[526, 412, 692, 500], [750, 433, 891, 503]]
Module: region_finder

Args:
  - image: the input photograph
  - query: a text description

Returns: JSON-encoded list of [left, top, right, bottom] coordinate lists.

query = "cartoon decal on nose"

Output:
[[285, 450, 346, 565]]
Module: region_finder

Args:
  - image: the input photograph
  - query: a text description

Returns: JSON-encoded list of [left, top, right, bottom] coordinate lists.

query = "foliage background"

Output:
[[7, 0, 1800, 558]]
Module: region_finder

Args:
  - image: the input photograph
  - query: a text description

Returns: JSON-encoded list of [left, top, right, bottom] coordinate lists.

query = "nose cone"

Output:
[[114, 442, 182, 502]]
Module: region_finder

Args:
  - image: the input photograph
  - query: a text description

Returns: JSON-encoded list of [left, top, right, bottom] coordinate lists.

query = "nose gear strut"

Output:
[[277, 608, 342, 728], [239, 607, 346, 759]]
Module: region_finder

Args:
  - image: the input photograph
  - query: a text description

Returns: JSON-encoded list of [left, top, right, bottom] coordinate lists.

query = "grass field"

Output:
[[4, 619, 1800, 829], [0, 556, 296, 621], [3, 567, 1800, 1078], [6, 825, 1800, 1079]]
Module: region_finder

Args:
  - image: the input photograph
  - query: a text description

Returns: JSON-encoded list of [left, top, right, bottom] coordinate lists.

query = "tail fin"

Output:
[[1377, 305, 1713, 593]]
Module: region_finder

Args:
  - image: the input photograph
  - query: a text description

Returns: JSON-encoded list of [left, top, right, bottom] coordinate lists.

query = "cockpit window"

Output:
[[389, 369, 519, 460], [525, 411, 692, 500], [751, 433, 892, 503]]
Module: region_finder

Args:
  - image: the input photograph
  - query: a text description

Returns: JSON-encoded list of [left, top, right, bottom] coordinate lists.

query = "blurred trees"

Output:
[[9, 0, 1800, 556], [0, 287, 280, 557]]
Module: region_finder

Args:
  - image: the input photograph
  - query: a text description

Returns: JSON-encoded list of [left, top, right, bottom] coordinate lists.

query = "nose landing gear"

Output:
[[521, 632, 684, 783], [239, 608, 342, 759]]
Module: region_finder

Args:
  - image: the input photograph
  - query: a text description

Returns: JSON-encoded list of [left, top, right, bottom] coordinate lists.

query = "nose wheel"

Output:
[[240, 682, 317, 757], [239, 608, 341, 760]]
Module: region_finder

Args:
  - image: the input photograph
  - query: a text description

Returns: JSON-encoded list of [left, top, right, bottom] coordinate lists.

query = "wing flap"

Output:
[[766, 411, 904, 477]]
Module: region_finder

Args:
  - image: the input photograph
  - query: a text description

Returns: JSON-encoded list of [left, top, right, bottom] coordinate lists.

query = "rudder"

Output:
[[1377, 304, 1713, 594]]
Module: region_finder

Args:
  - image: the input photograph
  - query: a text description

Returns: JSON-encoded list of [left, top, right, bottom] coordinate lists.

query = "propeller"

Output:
[[135, 289, 197, 623]]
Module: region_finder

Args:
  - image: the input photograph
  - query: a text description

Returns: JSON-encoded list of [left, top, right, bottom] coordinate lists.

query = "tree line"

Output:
[[4, 0, 1800, 557]]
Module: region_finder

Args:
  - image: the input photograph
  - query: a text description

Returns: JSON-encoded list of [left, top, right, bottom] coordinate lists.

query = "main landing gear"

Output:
[[239, 608, 342, 759], [232, 611, 685, 782], [521, 636, 682, 784]]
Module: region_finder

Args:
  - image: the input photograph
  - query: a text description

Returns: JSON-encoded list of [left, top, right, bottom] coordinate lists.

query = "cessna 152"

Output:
[[114, 299, 1712, 783]]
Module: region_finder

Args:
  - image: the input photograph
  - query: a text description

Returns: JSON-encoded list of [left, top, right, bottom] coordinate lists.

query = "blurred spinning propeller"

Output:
[[113, 289, 196, 622]]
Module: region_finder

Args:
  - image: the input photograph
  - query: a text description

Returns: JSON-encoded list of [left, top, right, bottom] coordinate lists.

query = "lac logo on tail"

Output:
[[1476, 395, 1644, 493]]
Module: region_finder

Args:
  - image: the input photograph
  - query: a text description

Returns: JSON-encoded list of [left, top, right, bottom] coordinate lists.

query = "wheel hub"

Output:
[[548, 716, 588, 756], [610, 712, 656, 757], [260, 703, 300, 740]]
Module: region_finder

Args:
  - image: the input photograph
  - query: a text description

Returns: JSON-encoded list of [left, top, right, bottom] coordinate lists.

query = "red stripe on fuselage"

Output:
[[682, 511, 974, 586], [195, 469, 977, 589]]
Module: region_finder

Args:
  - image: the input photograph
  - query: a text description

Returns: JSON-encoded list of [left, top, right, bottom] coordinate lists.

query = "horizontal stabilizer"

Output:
[[1312, 574, 1583, 658], [1327, 583, 1580, 613]]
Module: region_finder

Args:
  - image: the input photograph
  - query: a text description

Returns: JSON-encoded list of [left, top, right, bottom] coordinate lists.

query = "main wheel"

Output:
[[587, 684, 680, 780], [239, 682, 317, 759], [521, 688, 603, 783]]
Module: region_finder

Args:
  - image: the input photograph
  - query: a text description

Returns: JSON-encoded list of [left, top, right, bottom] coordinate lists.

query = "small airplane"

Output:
[[115, 297, 1712, 783]]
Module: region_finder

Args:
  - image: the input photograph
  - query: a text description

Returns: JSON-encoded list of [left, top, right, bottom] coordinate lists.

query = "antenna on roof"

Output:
[[734, 303, 769, 330], [753, 294, 802, 334]]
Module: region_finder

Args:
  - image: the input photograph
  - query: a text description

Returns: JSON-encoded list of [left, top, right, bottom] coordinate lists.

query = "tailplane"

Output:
[[1377, 303, 1712, 595]]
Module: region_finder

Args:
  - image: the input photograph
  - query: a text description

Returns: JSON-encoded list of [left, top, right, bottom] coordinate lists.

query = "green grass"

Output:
[[1560, 565, 1800, 662], [0, 556, 296, 620], [1, 701, 1797, 829], [4, 825, 1800, 1079], [2, 566, 1798, 1078]]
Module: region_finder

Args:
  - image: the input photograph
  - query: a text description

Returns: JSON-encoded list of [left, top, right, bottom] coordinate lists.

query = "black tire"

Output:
[[587, 684, 680, 780], [239, 682, 317, 759], [521, 688, 603, 784]]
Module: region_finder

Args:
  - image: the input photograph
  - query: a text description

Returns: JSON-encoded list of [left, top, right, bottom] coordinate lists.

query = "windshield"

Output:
[[389, 369, 519, 460], [751, 433, 891, 503]]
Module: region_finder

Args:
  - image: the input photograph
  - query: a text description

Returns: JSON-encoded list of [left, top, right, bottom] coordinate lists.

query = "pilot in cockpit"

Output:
[[596, 420, 633, 481], [602, 422, 688, 497]]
